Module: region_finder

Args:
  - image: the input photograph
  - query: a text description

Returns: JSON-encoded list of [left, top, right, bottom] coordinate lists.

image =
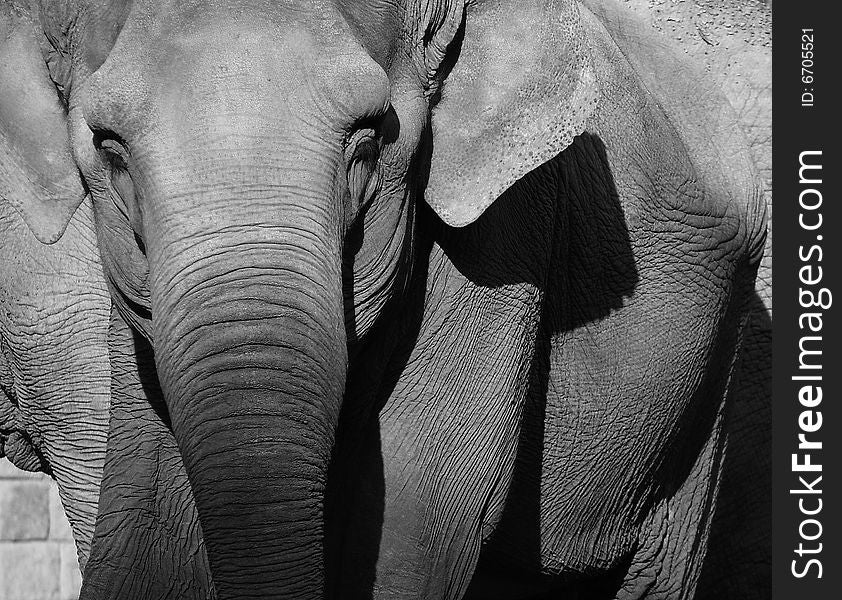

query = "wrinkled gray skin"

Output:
[[0, 0, 766, 599], [0, 199, 109, 569], [618, 2, 772, 598], [0, 3, 110, 568]]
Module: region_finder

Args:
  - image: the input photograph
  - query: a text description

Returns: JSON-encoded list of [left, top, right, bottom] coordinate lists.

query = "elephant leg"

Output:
[[613, 409, 726, 600], [81, 308, 214, 600], [347, 300, 538, 599], [341, 341, 529, 600], [364, 417, 518, 600], [338, 328, 529, 600]]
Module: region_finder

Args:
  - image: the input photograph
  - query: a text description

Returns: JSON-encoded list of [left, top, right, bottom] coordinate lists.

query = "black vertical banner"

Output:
[[773, 2, 840, 599]]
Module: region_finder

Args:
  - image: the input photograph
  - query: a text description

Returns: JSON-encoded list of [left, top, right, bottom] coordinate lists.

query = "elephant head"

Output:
[[1, 0, 599, 596]]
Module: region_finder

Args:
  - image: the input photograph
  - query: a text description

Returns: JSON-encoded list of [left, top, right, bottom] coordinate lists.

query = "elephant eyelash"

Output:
[[92, 132, 130, 170], [350, 136, 379, 169], [345, 129, 381, 212], [346, 126, 378, 152]]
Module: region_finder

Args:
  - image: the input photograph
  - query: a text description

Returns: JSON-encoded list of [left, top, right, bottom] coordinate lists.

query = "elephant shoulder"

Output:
[[579, 0, 766, 266]]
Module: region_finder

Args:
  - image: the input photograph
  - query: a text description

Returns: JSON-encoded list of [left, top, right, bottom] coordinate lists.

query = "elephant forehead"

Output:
[[76, 3, 391, 141], [102, 0, 395, 53], [88, 0, 359, 75]]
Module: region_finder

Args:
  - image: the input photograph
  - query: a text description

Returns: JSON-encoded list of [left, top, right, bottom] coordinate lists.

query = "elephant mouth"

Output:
[[0, 381, 51, 472], [0, 364, 36, 470]]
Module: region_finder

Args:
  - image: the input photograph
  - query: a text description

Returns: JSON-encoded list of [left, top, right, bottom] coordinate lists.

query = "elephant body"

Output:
[[0, 0, 766, 598], [613, 2, 773, 597], [1, 2, 110, 557], [0, 194, 109, 566]]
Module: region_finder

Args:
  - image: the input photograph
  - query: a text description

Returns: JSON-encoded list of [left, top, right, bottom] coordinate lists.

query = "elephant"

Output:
[[614, 2, 773, 598], [0, 1, 110, 568], [0, 0, 767, 599]]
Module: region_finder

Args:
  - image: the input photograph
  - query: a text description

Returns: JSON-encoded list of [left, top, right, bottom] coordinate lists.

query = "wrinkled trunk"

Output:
[[145, 160, 347, 598]]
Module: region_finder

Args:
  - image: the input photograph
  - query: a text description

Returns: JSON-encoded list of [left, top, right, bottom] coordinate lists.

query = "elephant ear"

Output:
[[425, 0, 598, 227], [0, 5, 85, 244]]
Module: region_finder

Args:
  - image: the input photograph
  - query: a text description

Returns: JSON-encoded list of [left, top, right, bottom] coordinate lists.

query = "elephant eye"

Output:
[[92, 132, 142, 235], [345, 128, 380, 214], [93, 133, 130, 170]]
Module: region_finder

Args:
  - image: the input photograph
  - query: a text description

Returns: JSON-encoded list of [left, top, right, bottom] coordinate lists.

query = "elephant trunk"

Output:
[[147, 181, 347, 598]]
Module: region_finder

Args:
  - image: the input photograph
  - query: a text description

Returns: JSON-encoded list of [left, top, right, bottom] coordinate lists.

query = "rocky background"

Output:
[[0, 459, 81, 600]]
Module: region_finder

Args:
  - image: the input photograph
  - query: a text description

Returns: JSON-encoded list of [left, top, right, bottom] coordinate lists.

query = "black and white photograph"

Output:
[[0, 1, 818, 599]]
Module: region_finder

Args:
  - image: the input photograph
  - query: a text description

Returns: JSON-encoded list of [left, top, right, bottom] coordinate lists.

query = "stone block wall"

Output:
[[0, 459, 81, 600]]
